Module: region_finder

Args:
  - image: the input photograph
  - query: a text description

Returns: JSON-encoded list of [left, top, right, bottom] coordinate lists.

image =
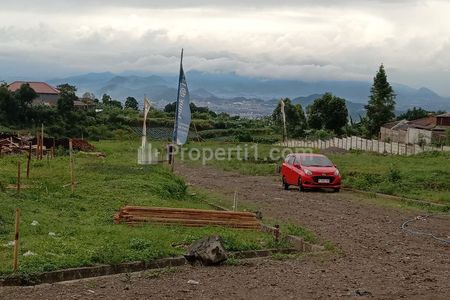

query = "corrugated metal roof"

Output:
[[8, 81, 59, 95]]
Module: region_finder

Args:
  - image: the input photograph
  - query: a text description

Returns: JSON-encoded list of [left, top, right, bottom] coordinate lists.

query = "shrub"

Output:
[[387, 165, 401, 183]]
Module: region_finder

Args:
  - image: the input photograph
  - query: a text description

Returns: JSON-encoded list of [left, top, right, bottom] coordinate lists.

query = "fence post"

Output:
[[17, 161, 21, 193], [69, 139, 75, 193], [13, 208, 20, 272]]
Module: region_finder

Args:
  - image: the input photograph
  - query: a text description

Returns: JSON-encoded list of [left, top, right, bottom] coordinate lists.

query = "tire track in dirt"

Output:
[[1, 163, 449, 299]]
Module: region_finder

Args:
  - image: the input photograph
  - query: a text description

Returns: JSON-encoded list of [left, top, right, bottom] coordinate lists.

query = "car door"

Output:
[[292, 156, 302, 184], [285, 155, 296, 184]]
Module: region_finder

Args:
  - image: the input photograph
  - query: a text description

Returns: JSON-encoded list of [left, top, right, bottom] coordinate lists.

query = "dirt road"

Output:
[[2, 163, 449, 299]]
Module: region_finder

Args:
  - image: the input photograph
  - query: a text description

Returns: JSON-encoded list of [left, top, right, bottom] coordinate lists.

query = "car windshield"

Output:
[[299, 156, 333, 167]]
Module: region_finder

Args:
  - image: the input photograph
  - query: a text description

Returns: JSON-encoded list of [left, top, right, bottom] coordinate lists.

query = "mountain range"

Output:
[[48, 71, 450, 118]]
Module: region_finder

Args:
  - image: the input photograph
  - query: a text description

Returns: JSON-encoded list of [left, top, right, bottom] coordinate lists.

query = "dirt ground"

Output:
[[1, 163, 449, 299]]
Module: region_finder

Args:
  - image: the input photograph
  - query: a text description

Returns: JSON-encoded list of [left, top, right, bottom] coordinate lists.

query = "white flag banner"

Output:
[[142, 97, 151, 149]]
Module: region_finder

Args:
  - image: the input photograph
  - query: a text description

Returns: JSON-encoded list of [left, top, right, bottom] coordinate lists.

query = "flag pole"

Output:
[[172, 48, 184, 172]]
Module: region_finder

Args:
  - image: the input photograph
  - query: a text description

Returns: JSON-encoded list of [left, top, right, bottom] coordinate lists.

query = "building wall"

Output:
[[406, 127, 432, 144], [436, 116, 450, 126], [33, 94, 59, 106], [380, 127, 407, 143]]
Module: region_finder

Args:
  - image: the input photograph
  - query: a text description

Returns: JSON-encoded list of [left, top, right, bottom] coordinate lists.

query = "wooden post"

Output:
[[17, 161, 21, 193], [26, 143, 31, 179], [69, 139, 75, 193], [40, 123, 44, 160], [13, 208, 20, 272], [52, 138, 56, 158], [35, 134, 39, 157]]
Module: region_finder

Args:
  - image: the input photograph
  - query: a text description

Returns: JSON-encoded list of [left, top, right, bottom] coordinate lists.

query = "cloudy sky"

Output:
[[1, 0, 450, 95]]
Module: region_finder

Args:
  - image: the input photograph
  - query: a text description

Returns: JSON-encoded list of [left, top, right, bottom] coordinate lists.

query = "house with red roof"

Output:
[[380, 114, 450, 145], [7, 81, 60, 106]]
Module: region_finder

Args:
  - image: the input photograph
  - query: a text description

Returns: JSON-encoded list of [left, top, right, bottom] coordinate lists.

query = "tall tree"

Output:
[[272, 98, 307, 138], [57, 83, 77, 114], [307, 93, 348, 134], [365, 64, 396, 136], [124, 96, 139, 110]]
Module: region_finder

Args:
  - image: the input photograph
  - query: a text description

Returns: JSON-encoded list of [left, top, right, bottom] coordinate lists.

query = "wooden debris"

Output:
[[114, 206, 261, 229]]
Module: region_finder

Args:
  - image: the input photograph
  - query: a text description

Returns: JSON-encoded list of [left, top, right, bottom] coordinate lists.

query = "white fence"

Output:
[[278, 136, 450, 155]]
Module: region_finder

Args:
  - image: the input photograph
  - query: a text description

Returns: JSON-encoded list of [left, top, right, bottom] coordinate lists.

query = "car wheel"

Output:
[[333, 188, 340, 193], [298, 177, 303, 192], [282, 177, 289, 190]]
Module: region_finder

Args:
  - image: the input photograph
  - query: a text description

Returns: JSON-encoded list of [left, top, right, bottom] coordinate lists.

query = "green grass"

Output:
[[179, 141, 450, 204], [329, 151, 450, 204], [0, 140, 277, 276]]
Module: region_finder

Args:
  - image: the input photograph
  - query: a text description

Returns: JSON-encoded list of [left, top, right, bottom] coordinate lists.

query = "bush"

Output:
[[387, 165, 401, 183]]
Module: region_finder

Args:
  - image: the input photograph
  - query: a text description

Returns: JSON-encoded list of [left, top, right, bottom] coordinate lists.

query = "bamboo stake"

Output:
[[40, 123, 44, 160], [69, 139, 75, 193], [17, 161, 21, 193], [26, 143, 31, 179], [35, 134, 39, 157], [233, 190, 238, 212], [13, 208, 20, 272]]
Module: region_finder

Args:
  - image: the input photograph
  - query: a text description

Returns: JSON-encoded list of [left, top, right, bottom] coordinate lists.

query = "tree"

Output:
[[164, 102, 177, 113], [14, 83, 37, 108], [365, 64, 396, 136], [57, 83, 77, 114], [272, 98, 307, 138], [397, 107, 429, 121], [124, 96, 139, 110], [0, 83, 18, 124], [81, 92, 96, 103], [11, 83, 37, 124], [102, 94, 112, 104], [109, 100, 123, 109], [307, 93, 348, 134]]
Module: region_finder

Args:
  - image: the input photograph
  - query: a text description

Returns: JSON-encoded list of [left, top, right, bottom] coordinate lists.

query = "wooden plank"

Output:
[[122, 206, 255, 217]]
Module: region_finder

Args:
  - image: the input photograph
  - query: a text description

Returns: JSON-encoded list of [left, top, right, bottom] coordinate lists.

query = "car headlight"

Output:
[[304, 169, 312, 175], [334, 169, 340, 176]]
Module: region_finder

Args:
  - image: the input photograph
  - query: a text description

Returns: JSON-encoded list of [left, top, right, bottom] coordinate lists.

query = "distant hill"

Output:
[[48, 71, 450, 117]]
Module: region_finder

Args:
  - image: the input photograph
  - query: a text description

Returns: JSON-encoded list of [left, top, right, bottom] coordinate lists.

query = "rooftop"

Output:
[[8, 81, 59, 95]]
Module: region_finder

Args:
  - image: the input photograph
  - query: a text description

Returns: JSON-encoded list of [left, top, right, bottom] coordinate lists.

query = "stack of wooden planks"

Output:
[[114, 206, 261, 229], [0, 137, 33, 155]]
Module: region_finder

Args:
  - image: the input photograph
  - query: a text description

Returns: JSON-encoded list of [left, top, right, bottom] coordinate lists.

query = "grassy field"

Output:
[[0, 140, 288, 276], [180, 142, 450, 204]]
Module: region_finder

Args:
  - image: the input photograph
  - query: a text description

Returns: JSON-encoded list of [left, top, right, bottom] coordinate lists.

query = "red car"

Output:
[[281, 153, 341, 192]]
